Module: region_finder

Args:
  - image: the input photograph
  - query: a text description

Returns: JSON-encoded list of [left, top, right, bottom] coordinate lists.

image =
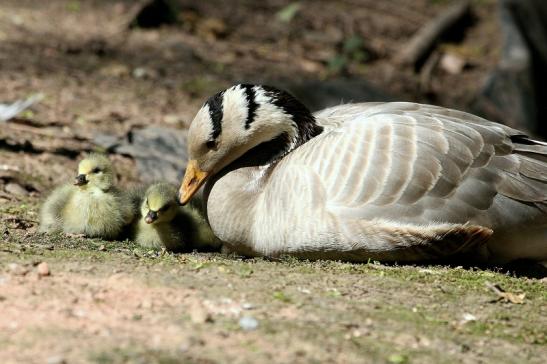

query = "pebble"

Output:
[[46, 355, 66, 364], [238, 316, 259, 331], [461, 313, 477, 323], [37, 262, 50, 277], [140, 299, 153, 310], [440, 53, 466, 75], [163, 114, 183, 125], [8, 263, 28, 276], [242, 302, 254, 310], [5, 182, 28, 196], [454, 313, 479, 328], [190, 306, 213, 324]]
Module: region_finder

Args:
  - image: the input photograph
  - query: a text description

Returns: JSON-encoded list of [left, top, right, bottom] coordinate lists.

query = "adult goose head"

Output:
[[178, 84, 322, 204]]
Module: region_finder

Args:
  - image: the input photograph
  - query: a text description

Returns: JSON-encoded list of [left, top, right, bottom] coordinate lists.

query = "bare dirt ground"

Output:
[[1, 0, 546, 363]]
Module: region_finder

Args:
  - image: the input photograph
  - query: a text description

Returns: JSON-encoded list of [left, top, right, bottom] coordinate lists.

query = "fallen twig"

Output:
[[4, 122, 88, 140], [419, 50, 441, 93], [395, 0, 471, 69]]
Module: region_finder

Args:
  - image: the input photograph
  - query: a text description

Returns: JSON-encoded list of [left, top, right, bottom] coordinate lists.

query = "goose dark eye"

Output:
[[91, 167, 101, 174], [205, 140, 218, 150], [159, 205, 169, 212]]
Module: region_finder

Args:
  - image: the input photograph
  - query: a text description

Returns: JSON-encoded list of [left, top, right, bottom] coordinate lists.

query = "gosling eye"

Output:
[[205, 140, 218, 150], [91, 167, 101, 174], [159, 204, 170, 213]]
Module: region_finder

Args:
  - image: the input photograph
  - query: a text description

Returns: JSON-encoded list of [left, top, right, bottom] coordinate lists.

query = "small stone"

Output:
[[8, 263, 28, 276], [238, 316, 259, 331], [190, 306, 213, 324], [133, 67, 147, 78], [47, 355, 66, 364], [163, 114, 183, 125], [98, 245, 106, 251], [440, 53, 466, 74], [242, 302, 254, 310], [37, 262, 50, 277], [461, 313, 477, 322], [132, 67, 157, 79], [5, 182, 28, 196], [140, 299, 153, 309]]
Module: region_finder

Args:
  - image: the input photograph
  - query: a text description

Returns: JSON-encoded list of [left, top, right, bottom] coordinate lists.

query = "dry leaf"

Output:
[[486, 282, 525, 304]]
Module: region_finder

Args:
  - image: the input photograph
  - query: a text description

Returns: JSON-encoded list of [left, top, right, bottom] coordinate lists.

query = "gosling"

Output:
[[132, 182, 220, 252], [39, 153, 133, 239]]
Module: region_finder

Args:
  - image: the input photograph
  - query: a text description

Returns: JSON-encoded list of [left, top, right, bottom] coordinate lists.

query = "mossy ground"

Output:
[[1, 197, 545, 364]]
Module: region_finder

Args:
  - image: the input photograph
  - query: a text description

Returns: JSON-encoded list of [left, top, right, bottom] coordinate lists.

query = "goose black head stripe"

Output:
[[205, 91, 224, 140], [261, 85, 324, 143], [240, 84, 259, 130]]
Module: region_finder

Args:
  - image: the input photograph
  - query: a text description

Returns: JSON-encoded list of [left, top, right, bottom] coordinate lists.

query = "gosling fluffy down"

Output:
[[132, 182, 220, 252], [39, 153, 133, 239]]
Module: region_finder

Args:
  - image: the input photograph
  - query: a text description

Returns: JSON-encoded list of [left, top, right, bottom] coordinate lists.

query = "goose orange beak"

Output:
[[178, 160, 209, 205]]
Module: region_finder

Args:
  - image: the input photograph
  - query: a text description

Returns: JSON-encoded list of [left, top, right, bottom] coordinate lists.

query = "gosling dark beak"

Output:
[[145, 211, 158, 224], [74, 174, 88, 186]]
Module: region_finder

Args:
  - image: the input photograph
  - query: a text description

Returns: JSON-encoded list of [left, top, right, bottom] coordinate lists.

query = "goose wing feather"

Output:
[[284, 102, 547, 228]]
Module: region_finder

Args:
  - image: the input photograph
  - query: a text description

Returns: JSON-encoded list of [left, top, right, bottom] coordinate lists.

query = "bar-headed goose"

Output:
[[177, 84, 547, 263]]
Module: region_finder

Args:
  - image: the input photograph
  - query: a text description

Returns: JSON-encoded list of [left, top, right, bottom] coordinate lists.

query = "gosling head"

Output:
[[142, 183, 178, 225], [74, 153, 115, 191], [178, 84, 322, 205]]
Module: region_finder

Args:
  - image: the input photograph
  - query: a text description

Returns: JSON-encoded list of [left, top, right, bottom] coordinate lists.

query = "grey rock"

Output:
[[5, 182, 28, 196], [96, 126, 188, 184], [238, 315, 259, 331], [242, 302, 254, 310], [46, 356, 66, 364]]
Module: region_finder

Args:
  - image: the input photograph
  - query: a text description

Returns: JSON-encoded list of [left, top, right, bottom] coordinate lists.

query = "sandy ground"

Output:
[[1, 231, 546, 363]]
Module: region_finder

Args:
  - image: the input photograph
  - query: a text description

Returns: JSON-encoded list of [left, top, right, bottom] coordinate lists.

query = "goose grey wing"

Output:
[[287, 102, 547, 228], [313, 102, 384, 131]]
